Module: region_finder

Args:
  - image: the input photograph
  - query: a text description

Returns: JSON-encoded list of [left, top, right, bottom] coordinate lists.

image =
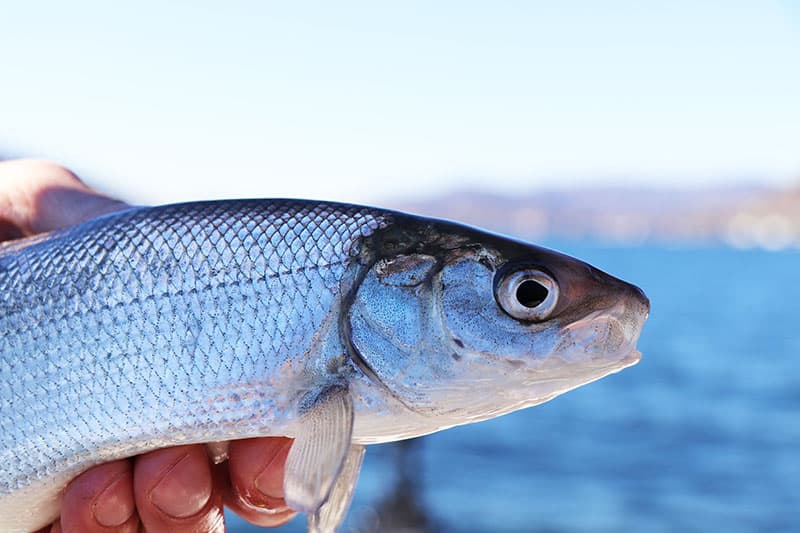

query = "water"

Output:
[[229, 244, 800, 532]]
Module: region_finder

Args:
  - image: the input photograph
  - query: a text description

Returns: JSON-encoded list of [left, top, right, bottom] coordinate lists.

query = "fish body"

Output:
[[0, 199, 649, 532]]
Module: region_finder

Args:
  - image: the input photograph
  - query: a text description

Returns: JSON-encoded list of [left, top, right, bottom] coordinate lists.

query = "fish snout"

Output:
[[590, 266, 650, 323], [552, 270, 649, 368], [603, 277, 649, 350], [626, 282, 650, 319]]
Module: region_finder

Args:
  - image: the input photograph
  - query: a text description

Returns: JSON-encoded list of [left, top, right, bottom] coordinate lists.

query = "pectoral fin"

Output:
[[284, 385, 354, 515], [308, 444, 366, 533]]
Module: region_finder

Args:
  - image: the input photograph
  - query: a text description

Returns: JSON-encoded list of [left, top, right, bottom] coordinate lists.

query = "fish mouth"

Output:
[[550, 296, 646, 370], [518, 345, 642, 397], [622, 349, 642, 366]]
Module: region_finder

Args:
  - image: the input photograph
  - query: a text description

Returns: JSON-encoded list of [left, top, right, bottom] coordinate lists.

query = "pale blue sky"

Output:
[[1, 1, 798, 204]]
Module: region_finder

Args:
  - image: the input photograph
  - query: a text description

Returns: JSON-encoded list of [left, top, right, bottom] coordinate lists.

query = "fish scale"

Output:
[[0, 199, 389, 531], [0, 198, 648, 532]]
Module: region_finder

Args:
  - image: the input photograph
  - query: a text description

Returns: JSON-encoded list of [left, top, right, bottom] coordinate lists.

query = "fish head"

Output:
[[347, 217, 649, 426]]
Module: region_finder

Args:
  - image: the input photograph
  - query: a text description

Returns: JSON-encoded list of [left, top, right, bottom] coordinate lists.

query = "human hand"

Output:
[[0, 160, 296, 532]]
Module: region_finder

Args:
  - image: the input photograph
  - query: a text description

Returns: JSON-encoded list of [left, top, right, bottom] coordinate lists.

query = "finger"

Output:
[[59, 459, 138, 533], [134, 444, 224, 533], [225, 437, 297, 527], [0, 159, 127, 235]]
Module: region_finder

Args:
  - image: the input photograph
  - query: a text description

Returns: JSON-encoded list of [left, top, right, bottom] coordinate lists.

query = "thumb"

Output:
[[0, 159, 129, 237]]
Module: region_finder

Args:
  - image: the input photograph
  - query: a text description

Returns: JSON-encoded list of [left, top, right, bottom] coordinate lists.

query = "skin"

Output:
[[0, 159, 296, 532]]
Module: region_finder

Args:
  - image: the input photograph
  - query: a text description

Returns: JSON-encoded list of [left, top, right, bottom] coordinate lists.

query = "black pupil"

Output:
[[516, 279, 548, 308]]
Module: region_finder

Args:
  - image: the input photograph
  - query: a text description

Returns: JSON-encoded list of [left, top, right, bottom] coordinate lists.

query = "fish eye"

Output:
[[495, 268, 559, 322]]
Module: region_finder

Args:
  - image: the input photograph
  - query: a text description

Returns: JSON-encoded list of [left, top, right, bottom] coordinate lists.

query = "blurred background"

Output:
[[2, 1, 798, 531]]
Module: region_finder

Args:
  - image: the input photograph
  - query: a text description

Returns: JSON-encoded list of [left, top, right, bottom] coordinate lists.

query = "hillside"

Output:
[[388, 184, 800, 249]]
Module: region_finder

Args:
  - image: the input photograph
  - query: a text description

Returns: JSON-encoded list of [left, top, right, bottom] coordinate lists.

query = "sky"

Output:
[[1, 1, 798, 204]]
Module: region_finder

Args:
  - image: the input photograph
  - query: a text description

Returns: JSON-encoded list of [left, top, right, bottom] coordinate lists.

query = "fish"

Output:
[[0, 199, 649, 532]]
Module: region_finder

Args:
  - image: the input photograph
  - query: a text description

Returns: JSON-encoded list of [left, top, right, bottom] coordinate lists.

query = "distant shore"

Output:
[[388, 184, 800, 250]]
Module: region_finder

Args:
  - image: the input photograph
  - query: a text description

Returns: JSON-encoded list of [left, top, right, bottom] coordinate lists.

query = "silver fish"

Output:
[[0, 199, 649, 532]]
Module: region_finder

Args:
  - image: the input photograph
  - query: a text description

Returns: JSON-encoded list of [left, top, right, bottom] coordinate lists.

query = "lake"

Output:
[[230, 244, 800, 532]]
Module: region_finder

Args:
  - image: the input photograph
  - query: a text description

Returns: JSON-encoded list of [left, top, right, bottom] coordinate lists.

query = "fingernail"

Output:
[[150, 453, 212, 518], [93, 471, 135, 527], [252, 441, 292, 511]]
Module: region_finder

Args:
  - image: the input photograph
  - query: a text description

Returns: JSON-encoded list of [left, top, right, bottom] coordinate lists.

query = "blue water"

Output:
[[230, 244, 800, 532]]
